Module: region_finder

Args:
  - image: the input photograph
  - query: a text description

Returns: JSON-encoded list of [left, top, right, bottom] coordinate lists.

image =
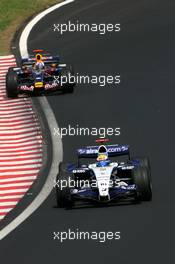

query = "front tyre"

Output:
[[56, 162, 74, 209], [132, 166, 152, 201], [132, 157, 151, 170], [6, 69, 18, 98]]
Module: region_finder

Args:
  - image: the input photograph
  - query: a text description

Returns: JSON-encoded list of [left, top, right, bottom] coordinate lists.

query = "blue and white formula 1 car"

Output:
[[55, 139, 152, 208]]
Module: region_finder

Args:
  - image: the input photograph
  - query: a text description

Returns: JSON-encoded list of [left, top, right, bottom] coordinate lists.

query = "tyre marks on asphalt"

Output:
[[0, 55, 43, 220]]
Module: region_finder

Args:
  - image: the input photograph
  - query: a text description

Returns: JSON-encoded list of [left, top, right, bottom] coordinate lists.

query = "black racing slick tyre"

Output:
[[132, 166, 152, 201], [58, 162, 68, 174], [56, 162, 74, 209], [6, 68, 18, 98], [132, 157, 151, 170], [61, 65, 75, 93]]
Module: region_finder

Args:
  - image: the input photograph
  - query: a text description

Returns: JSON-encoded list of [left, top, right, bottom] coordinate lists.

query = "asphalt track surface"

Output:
[[1, 0, 175, 263]]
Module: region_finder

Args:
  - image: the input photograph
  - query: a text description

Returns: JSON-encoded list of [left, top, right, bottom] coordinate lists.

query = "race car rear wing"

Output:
[[77, 144, 130, 159], [21, 55, 60, 66]]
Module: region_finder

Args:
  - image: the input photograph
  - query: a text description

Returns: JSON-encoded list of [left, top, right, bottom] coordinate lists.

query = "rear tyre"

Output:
[[6, 69, 18, 98], [56, 162, 74, 209], [61, 65, 75, 93], [132, 166, 152, 201]]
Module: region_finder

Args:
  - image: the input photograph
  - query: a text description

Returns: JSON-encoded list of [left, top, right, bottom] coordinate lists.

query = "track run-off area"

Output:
[[0, 56, 43, 220]]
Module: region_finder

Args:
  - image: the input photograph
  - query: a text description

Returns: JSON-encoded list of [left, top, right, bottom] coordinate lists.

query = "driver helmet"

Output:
[[97, 153, 108, 162], [96, 145, 110, 167], [33, 53, 45, 71]]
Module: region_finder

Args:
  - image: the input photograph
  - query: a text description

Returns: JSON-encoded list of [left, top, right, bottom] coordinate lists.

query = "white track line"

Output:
[[0, 170, 40, 176], [0, 149, 42, 155], [0, 190, 28, 195], [0, 124, 40, 130], [0, 202, 19, 206], [0, 155, 42, 161], [0, 0, 73, 240], [0, 159, 42, 165], [0, 209, 14, 213], [0, 137, 42, 144], [0, 182, 33, 188], [0, 176, 37, 183]]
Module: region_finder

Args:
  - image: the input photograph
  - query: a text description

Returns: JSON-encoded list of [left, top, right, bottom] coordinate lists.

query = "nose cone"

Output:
[[98, 180, 110, 197]]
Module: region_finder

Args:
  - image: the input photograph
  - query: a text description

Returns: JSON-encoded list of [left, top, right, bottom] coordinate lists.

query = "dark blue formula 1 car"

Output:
[[6, 50, 75, 98], [55, 140, 152, 208]]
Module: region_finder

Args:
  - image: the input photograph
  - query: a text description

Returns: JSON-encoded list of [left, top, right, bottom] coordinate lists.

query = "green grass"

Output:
[[0, 0, 62, 55]]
